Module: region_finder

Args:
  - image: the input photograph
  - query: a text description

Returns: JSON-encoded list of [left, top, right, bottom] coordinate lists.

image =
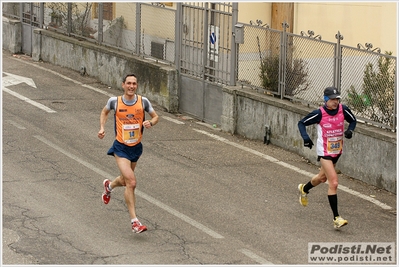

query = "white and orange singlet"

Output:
[[114, 95, 145, 146]]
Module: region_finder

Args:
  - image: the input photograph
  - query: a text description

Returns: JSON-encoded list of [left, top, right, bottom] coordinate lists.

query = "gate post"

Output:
[[279, 21, 289, 99], [202, 2, 209, 82], [19, 4, 23, 23], [67, 3, 72, 35], [135, 3, 141, 55], [98, 3, 103, 44], [201, 2, 209, 120], [175, 3, 182, 70], [334, 31, 344, 91], [229, 2, 239, 86], [39, 3, 44, 28]]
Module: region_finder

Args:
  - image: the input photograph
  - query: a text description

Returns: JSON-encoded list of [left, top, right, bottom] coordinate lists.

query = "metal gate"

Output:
[[21, 3, 43, 55], [177, 2, 237, 124]]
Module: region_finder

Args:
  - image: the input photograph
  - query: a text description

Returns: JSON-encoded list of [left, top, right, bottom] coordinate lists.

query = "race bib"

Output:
[[123, 124, 140, 144], [327, 136, 343, 154]]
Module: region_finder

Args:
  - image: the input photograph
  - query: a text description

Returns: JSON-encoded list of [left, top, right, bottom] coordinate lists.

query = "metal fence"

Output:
[[2, 2, 396, 131], [179, 2, 234, 84], [237, 24, 283, 92], [0, 2, 175, 62], [340, 45, 396, 129], [239, 23, 397, 131]]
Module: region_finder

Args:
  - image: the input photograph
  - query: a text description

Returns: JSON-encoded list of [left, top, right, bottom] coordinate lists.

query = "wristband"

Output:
[[149, 121, 153, 126]]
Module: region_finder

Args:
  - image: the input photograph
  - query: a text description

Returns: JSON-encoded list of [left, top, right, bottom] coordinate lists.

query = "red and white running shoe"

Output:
[[132, 220, 147, 233], [102, 179, 112, 204]]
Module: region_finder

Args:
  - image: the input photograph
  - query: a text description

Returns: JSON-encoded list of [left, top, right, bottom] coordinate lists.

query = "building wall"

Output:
[[235, 2, 397, 56], [293, 2, 397, 55], [237, 2, 272, 27], [2, 17, 22, 54], [115, 3, 136, 29]]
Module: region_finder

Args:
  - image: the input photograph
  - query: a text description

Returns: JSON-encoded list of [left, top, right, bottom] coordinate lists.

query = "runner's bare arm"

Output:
[[98, 106, 111, 139], [143, 110, 159, 129]]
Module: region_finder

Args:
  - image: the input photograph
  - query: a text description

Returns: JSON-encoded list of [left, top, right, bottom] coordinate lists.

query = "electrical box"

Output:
[[234, 24, 244, 44]]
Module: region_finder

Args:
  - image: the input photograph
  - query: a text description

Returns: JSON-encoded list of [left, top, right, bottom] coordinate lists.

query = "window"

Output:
[[93, 3, 113, 21]]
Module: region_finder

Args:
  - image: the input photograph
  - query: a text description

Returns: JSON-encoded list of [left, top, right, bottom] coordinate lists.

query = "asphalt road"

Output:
[[2, 50, 397, 265]]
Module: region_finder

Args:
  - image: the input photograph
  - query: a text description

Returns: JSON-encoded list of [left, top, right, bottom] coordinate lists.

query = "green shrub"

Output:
[[347, 51, 395, 128], [259, 55, 310, 96]]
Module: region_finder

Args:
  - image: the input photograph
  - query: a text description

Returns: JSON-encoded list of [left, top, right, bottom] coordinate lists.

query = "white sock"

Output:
[[108, 184, 112, 191], [131, 218, 139, 224]]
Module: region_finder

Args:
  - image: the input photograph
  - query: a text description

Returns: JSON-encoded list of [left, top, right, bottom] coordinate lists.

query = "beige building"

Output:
[[238, 2, 397, 55]]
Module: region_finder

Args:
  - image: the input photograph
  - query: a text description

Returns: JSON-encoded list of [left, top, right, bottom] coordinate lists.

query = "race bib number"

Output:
[[327, 136, 343, 154], [123, 124, 140, 144]]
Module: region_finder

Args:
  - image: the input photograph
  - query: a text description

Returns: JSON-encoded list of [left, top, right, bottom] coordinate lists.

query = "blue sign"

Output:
[[210, 32, 216, 44]]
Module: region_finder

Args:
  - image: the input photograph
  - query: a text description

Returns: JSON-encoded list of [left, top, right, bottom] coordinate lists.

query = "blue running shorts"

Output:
[[107, 140, 143, 162]]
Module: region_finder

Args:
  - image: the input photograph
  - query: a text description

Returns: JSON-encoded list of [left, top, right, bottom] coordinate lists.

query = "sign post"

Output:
[[208, 25, 219, 62]]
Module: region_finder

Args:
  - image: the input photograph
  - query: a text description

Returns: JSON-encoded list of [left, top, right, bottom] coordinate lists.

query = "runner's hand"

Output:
[[344, 129, 353, 139], [304, 138, 314, 149], [98, 130, 105, 139]]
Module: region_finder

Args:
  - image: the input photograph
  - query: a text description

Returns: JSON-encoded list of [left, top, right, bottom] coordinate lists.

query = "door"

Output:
[[21, 3, 41, 55], [178, 2, 234, 124]]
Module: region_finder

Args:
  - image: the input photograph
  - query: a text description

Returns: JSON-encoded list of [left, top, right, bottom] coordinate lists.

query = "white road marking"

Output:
[[193, 129, 392, 210], [162, 116, 185, 124], [11, 57, 115, 97], [3, 87, 56, 113], [2, 72, 37, 88], [137, 191, 224, 239], [239, 248, 274, 265], [6, 120, 26, 130], [33, 135, 224, 239]]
